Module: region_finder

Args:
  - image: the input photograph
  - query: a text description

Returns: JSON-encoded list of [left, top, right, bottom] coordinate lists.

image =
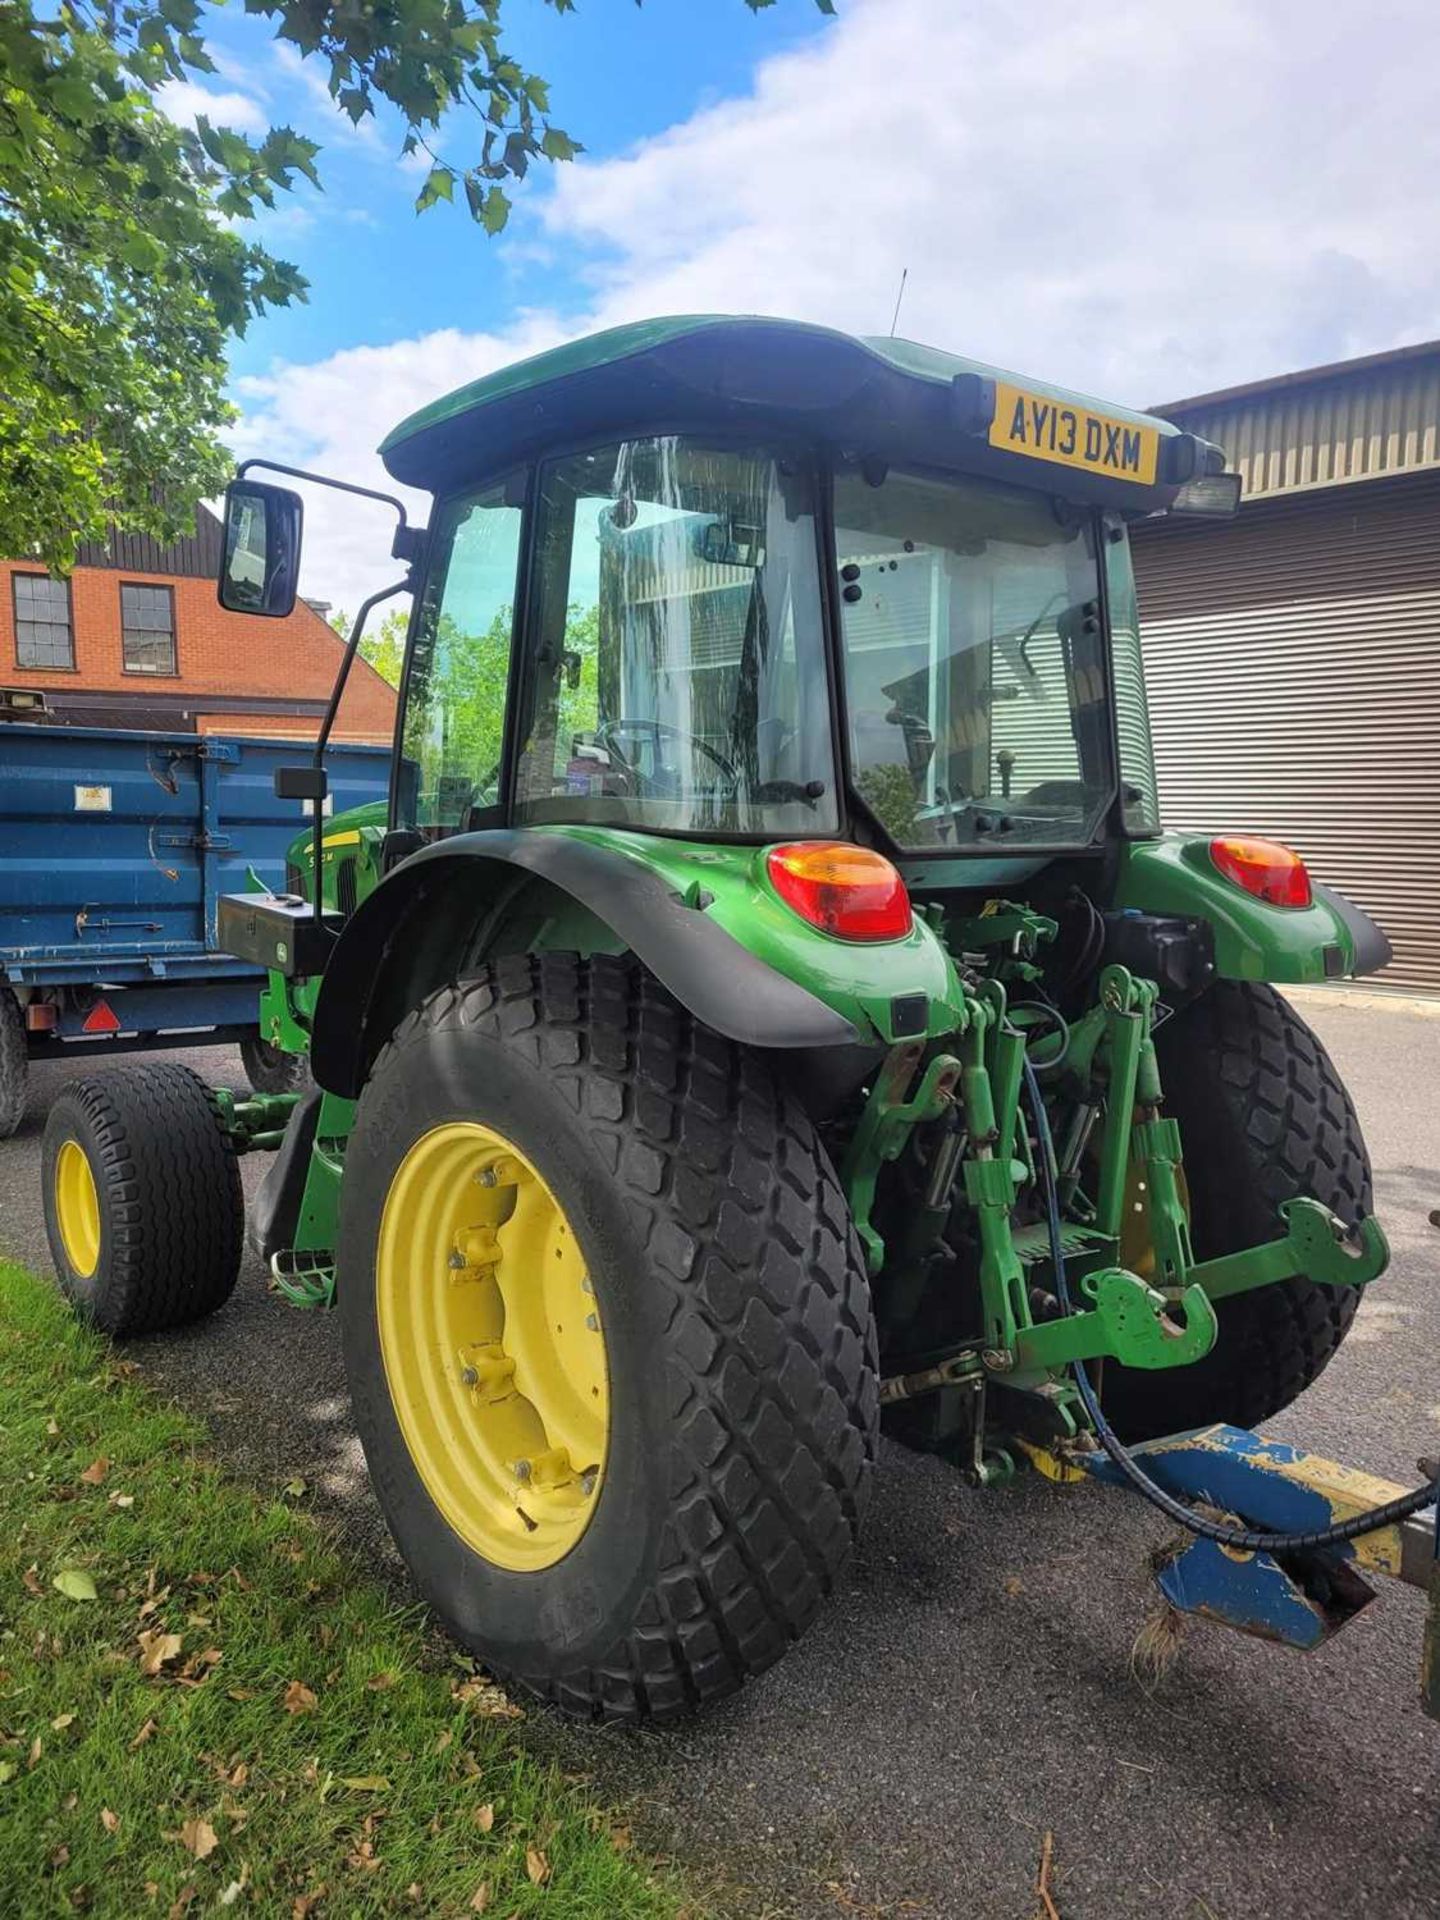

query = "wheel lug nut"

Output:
[[448, 1250, 466, 1270], [585, 1313, 599, 1332], [460, 1366, 478, 1388], [475, 1167, 498, 1188], [513, 1459, 532, 1482]]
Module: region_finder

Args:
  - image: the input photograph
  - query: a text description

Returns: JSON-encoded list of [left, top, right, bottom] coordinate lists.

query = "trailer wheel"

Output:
[[0, 986, 26, 1140], [43, 1064, 244, 1336], [338, 953, 878, 1724], [1100, 980, 1369, 1440], [240, 1032, 312, 1097]]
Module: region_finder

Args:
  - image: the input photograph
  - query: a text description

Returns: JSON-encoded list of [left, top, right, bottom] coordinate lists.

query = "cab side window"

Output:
[[398, 476, 525, 837]]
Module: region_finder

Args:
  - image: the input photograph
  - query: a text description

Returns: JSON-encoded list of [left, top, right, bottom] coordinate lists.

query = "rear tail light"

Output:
[[1209, 836, 1312, 909], [765, 842, 912, 942]]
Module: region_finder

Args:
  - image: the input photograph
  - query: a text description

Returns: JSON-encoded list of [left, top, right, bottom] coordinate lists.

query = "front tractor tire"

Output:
[[1101, 979, 1370, 1440], [43, 1064, 244, 1335], [239, 1032, 312, 1097], [338, 954, 878, 1724]]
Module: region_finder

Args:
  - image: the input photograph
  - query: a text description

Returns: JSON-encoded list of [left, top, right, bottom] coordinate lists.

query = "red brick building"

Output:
[[0, 505, 396, 743]]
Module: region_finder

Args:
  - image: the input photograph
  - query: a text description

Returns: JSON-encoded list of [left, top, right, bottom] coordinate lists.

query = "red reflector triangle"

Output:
[[81, 1000, 121, 1034]]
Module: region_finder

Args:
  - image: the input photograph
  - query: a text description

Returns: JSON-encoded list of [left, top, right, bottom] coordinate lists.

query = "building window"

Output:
[[12, 573, 74, 670], [120, 582, 177, 675]]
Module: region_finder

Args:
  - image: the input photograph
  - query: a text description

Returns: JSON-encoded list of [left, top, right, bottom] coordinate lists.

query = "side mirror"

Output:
[[696, 517, 765, 569], [219, 480, 304, 616]]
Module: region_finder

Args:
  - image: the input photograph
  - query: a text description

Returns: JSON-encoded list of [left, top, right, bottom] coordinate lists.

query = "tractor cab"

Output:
[[369, 317, 1221, 875]]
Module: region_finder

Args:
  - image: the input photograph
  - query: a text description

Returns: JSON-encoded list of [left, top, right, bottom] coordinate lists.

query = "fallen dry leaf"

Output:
[[46, 1418, 60, 1437], [177, 1648, 223, 1687], [472, 1803, 495, 1833], [167, 1884, 197, 1920], [451, 1677, 522, 1718], [78, 1458, 109, 1487], [177, 1817, 218, 1861], [28, 1735, 41, 1769], [283, 1679, 318, 1715], [129, 1717, 158, 1750], [51, 1713, 76, 1732], [468, 1883, 491, 1913], [1003, 1576, 1024, 1598], [23, 1565, 43, 1597], [340, 1776, 390, 1794], [99, 1809, 119, 1835], [364, 1670, 397, 1692], [109, 1493, 135, 1509], [611, 1824, 632, 1852], [525, 1846, 550, 1887], [138, 1630, 183, 1676]]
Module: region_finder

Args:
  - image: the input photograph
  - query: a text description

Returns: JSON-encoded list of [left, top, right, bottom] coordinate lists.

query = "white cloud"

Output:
[[234, 0, 1440, 605], [157, 78, 268, 136]]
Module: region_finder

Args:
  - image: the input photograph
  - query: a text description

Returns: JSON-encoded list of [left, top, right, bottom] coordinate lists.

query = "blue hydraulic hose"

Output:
[[1020, 1057, 1438, 1554]]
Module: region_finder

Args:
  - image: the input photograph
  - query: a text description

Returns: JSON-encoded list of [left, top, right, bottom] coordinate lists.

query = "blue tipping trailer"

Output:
[[0, 721, 388, 1134]]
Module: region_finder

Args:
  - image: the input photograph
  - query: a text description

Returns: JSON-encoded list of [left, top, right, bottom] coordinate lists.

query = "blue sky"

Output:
[[166, 0, 1440, 605], [189, 0, 831, 378]]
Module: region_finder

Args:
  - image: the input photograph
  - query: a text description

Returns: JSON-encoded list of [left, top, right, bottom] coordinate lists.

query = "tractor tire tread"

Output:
[[1104, 979, 1369, 1439], [45, 1063, 244, 1336], [0, 986, 26, 1140], [365, 951, 878, 1723]]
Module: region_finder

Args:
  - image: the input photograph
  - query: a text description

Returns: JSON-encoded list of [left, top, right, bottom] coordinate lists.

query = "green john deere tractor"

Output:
[[43, 317, 1440, 1724]]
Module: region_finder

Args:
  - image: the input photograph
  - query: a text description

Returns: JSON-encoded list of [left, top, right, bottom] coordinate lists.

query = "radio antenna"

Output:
[[888, 266, 909, 338]]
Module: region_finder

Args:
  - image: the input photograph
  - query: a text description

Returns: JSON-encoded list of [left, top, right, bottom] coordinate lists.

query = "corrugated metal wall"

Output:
[[1132, 470, 1440, 993], [1159, 351, 1440, 501]]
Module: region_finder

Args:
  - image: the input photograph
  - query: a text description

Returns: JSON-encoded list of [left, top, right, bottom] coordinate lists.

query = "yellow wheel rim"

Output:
[[55, 1139, 102, 1280], [376, 1121, 609, 1572]]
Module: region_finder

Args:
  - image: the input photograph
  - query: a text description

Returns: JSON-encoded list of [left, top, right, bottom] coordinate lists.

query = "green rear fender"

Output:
[[309, 826, 965, 1098], [1115, 837, 1393, 984]]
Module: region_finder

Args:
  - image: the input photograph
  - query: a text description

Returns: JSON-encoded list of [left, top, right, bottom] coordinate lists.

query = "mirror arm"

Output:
[[235, 458, 422, 564], [310, 575, 413, 927]]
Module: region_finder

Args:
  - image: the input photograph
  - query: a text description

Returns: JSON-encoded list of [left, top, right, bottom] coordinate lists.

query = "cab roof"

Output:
[[378, 313, 1210, 510]]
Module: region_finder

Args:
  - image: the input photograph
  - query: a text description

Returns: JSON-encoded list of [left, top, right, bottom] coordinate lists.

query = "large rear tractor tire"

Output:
[[0, 985, 27, 1140], [338, 953, 878, 1723], [1100, 980, 1370, 1441], [42, 1063, 245, 1335]]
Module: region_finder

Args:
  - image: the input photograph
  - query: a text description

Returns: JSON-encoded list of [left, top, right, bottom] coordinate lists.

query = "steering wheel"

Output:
[[598, 718, 742, 790]]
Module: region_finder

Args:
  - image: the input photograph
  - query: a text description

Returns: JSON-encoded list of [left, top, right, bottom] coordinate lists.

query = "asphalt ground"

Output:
[[2, 992, 1437, 1919]]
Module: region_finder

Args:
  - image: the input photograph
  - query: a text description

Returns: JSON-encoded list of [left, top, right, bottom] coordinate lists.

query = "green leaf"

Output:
[[53, 1568, 98, 1602], [540, 126, 579, 162], [415, 164, 455, 213], [478, 184, 511, 235]]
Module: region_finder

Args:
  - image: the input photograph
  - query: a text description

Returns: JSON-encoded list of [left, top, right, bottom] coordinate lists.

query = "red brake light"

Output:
[[766, 842, 912, 942], [1209, 836, 1312, 909]]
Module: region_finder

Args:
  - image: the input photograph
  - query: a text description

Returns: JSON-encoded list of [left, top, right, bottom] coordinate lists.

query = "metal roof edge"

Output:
[[1150, 337, 1440, 418]]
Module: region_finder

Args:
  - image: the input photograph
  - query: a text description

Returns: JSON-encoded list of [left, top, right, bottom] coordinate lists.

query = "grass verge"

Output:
[[0, 1261, 688, 1919]]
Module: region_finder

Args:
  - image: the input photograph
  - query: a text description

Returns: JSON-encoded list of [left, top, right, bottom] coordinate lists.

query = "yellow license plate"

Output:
[[989, 381, 1160, 486]]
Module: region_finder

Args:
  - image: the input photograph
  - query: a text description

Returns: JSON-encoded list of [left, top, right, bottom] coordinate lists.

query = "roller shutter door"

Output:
[[1132, 471, 1440, 993]]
